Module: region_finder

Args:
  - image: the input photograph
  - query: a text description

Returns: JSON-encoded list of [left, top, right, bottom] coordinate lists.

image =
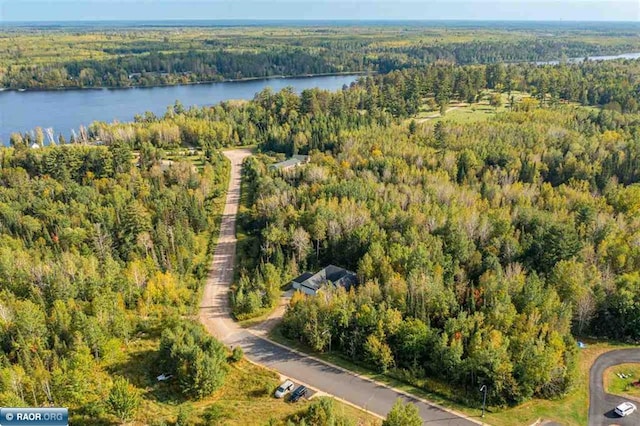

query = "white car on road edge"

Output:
[[614, 401, 636, 417]]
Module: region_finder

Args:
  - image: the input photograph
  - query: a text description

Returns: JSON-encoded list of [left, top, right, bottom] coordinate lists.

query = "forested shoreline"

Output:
[[0, 70, 365, 93], [10, 58, 640, 149], [2, 23, 640, 89]]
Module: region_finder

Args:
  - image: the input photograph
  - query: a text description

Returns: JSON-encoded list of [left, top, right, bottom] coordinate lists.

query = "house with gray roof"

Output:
[[270, 154, 310, 171], [291, 265, 357, 296]]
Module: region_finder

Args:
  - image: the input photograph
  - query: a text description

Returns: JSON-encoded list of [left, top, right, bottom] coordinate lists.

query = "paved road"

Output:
[[589, 349, 640, 426], [199, 149, 480, 425]]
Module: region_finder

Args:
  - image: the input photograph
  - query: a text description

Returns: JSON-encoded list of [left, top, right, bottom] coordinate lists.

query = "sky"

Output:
[[1, 0, 639, 22]]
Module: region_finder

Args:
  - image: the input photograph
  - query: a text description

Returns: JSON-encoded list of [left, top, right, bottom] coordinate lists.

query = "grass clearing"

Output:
[[237, 308, 277, 327], [411, 90, 599, 125], [163, 148, 207, 171], [436, 104, 498, 123], [269, 327, 637, 426], [104, 334, 379, 425], [605, 363, 640, 401]]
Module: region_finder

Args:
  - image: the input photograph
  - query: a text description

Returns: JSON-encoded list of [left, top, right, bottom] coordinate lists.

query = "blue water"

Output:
[[536, 52, 640, 65], [3, 48, 640, 145], [0, 74, 359, 145]]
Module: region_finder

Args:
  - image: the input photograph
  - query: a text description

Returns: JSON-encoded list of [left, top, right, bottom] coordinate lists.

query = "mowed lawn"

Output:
[[410, 90, 596, 125], [605, 363, 640, 401], [105, 336, 381, 425], [412, 91, 530, 124]]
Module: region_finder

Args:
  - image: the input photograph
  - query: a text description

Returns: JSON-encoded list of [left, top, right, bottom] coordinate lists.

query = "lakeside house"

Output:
[[291, 265, 357, 296], [270, 154, 310, 172]]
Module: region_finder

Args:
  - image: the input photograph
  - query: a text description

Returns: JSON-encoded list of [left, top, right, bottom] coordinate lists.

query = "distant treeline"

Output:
[[4, 35, 640, 89], [3, 49, 351, 89]]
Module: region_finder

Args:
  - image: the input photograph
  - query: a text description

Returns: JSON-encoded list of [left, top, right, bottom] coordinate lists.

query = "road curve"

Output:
[[589, 349, 640, 426], [199, 149, 480, 425]]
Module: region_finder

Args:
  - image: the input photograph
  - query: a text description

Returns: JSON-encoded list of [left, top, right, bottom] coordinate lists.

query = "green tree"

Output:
[[159, 320, 228, 399], [304, 397, 337, 425], [383, 399, 422, 426], [364, 334, 394, 373], [107, 377, 141, 423], [230, 346, 244, 363], [489, 93, 503, 109]]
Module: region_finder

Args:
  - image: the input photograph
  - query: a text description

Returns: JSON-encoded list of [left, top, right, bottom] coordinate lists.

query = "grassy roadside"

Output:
[[604, 363, 640, 402], [231, 147, 292, 324], [106, 336, 380, 425], [269, 326, 636, 426], [193, 150, 231, 308], [237, 308, 278, 328], [268, 327, 484, 421], [232, 146, 258, 278]]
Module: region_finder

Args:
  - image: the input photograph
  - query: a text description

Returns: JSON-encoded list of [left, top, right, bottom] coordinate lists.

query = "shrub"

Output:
[[383, 399, 421, 426], [107, 377, 141, 423], [159, 319, 228, 399], [230, 346, 244, 363]]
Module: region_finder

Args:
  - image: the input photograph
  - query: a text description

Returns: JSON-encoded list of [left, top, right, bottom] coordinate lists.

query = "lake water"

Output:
[[0, 74, 359, 145], [3, 50, 640, 145], [536, 52, 640, 65]]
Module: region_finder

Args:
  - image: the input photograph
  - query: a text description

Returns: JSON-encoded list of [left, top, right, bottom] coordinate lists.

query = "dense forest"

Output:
[[2, 23, 640, 89], [0, 142, 232, 423], [268, 107, 640, 405], [136, 59, 639, 406], [264, 115, 637, 405], [4, 54, 640, 418]]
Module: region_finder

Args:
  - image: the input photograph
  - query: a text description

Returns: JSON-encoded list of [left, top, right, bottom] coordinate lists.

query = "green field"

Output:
[[410, 90, 595, 125], [605, 363, 640, 401], [101, 334, 380, 425]]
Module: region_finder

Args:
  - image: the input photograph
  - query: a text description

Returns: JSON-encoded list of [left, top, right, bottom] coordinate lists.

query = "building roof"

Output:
[[292, 272, 314, 284], [294, 265, 357, 293], [270, 155, 310, 170]]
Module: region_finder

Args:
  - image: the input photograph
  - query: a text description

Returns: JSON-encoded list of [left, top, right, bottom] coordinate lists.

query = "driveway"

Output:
[[199, 149, 480, 425], [589, 349, 640, 426]]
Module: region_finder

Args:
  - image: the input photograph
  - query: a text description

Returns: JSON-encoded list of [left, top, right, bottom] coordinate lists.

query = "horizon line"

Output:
[[3, 18, 640, 24]]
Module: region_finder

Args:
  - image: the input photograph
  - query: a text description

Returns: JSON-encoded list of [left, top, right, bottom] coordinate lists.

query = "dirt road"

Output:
[[199, 148, 480, 425], [199, 148, 252, 342]]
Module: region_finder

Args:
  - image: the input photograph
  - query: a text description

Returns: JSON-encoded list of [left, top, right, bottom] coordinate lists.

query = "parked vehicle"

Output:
[[274, 380, 294, 398], [614, 401, 636, 417], [289, 385, 308, 402]]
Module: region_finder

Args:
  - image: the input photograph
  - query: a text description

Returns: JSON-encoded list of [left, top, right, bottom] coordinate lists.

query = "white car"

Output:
[[274, 380, 294, 398], [614, 401, 636, 417]]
